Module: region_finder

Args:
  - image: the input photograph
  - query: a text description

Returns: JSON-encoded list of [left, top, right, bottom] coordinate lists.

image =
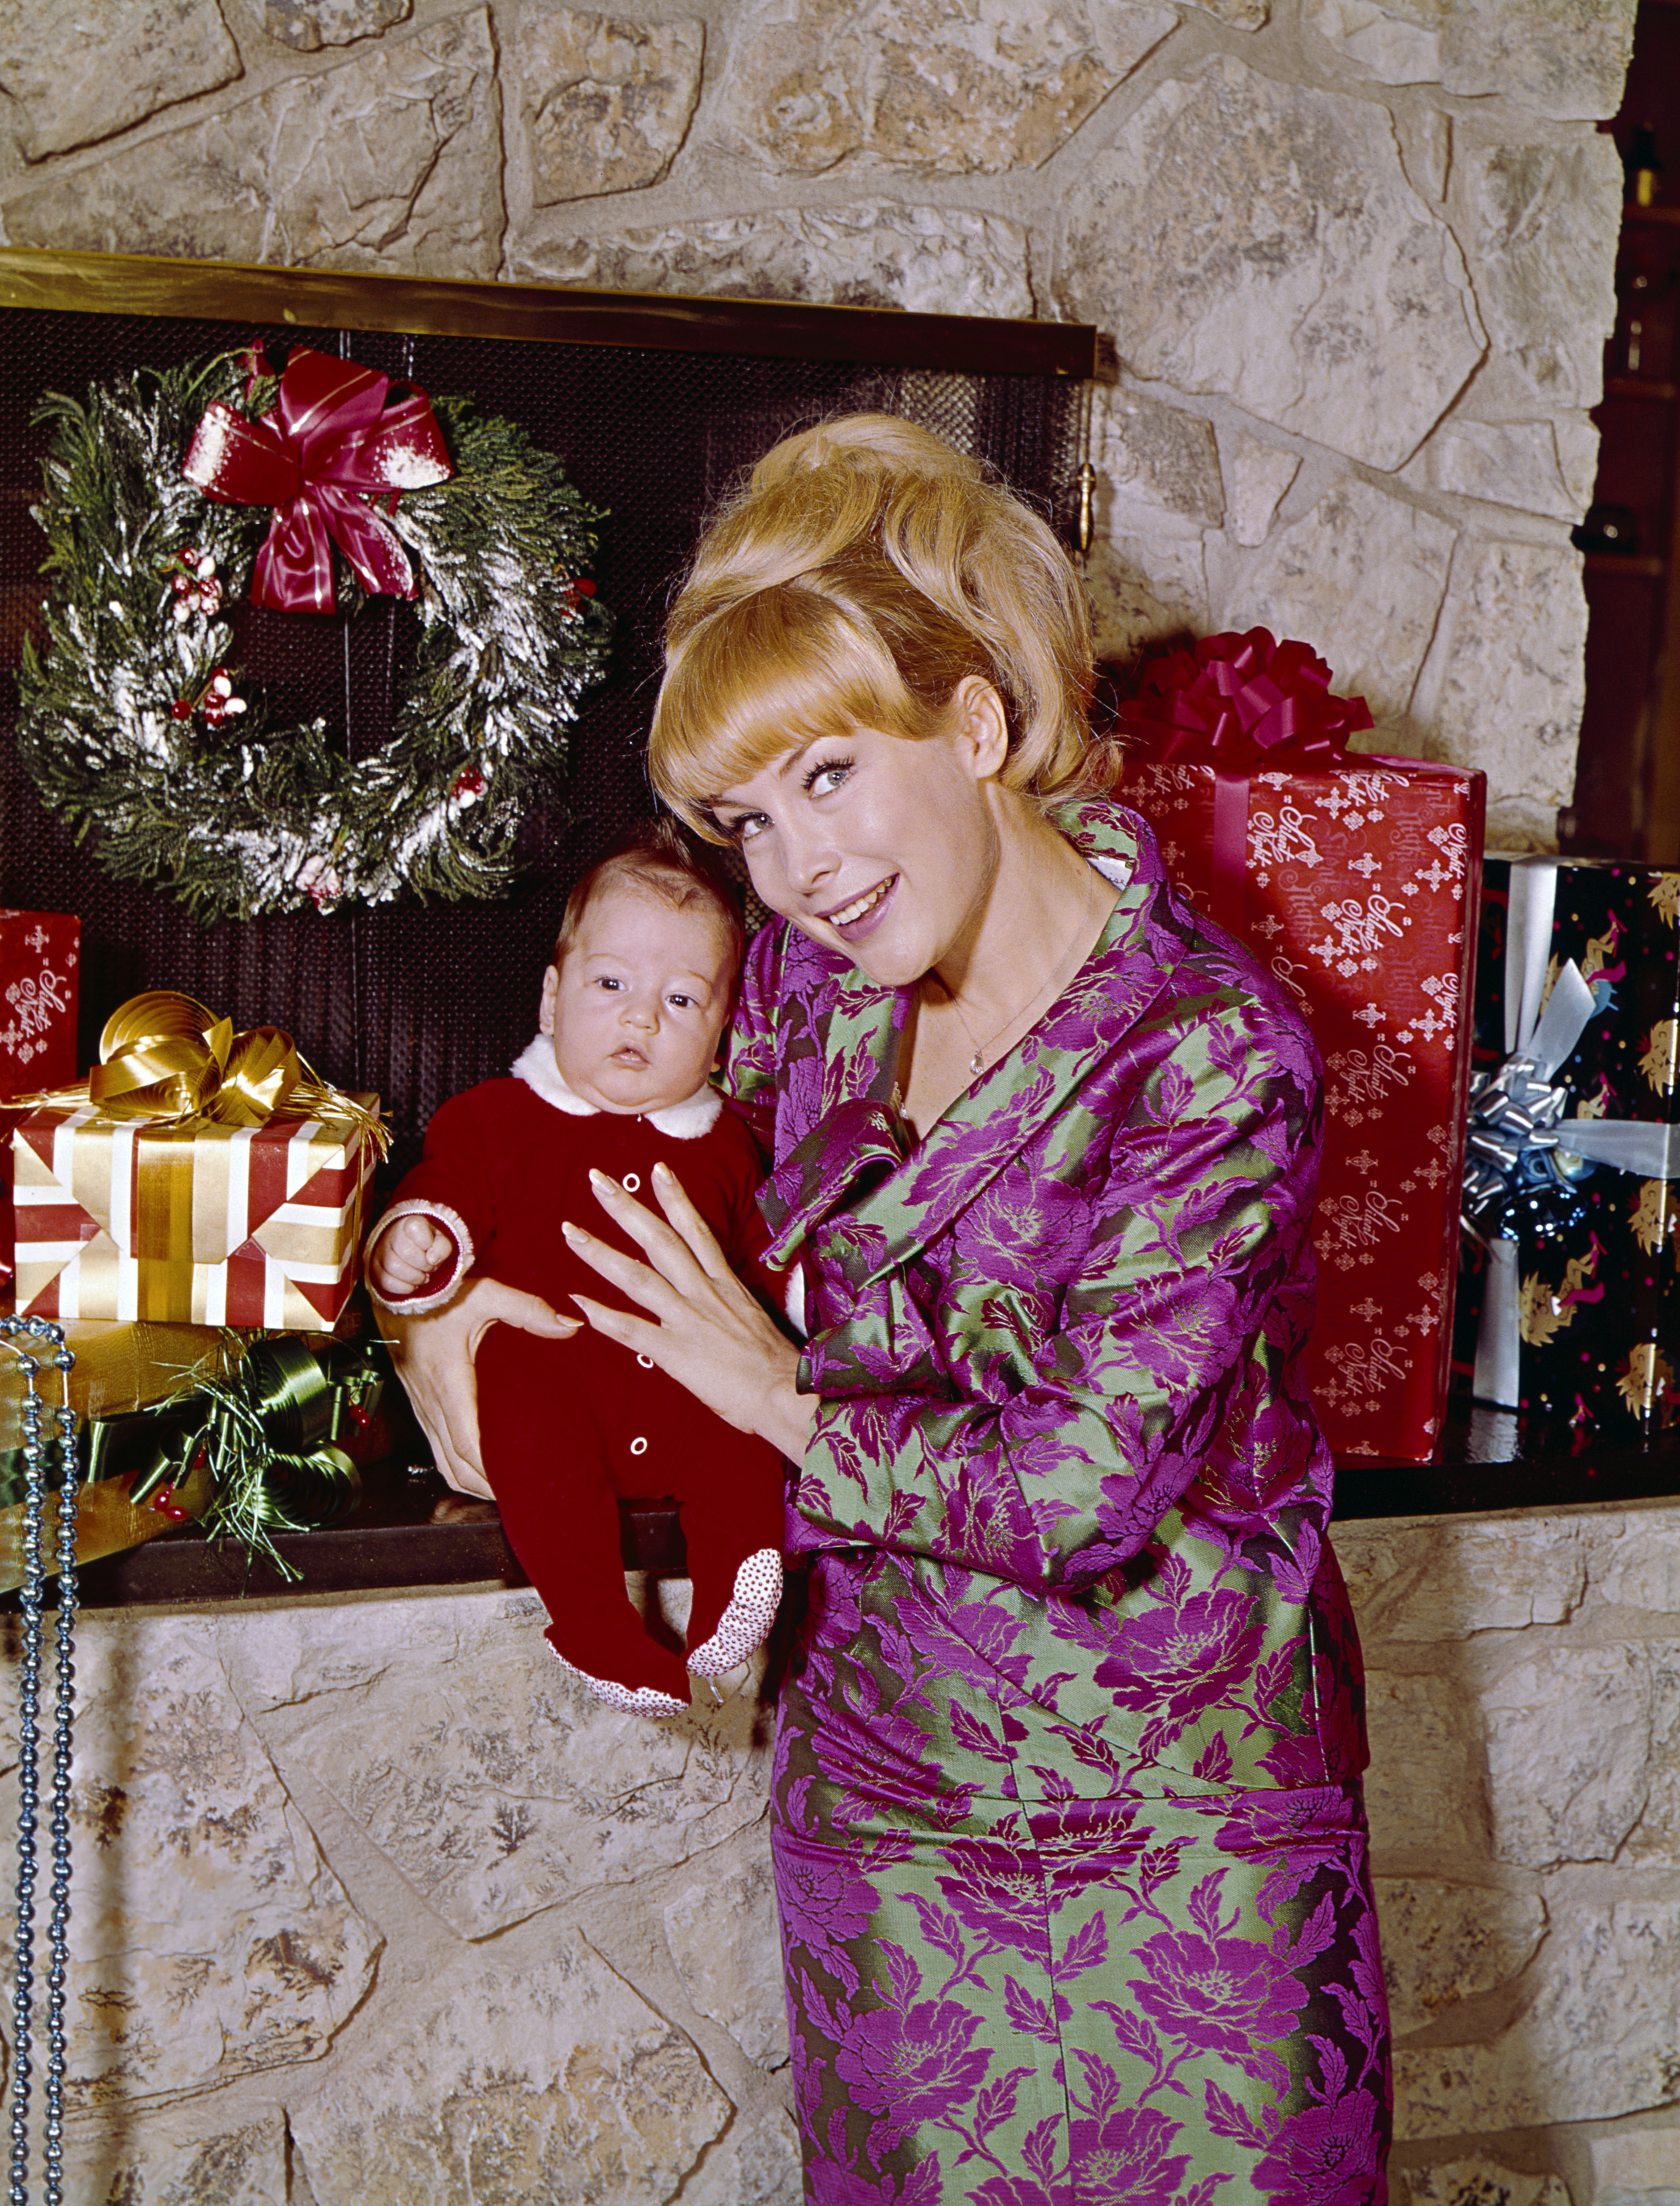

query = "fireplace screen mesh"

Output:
[[0, 301, 1085, 1177]]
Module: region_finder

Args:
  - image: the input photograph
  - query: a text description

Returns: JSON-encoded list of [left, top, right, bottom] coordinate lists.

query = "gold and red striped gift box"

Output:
[[10, 1099, 377, 1330]]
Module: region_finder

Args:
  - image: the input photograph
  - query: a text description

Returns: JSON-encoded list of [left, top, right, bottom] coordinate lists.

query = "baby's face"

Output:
[[540, 881, 737, 1116]]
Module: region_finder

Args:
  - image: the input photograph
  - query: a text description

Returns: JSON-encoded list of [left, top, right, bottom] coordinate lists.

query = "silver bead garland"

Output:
[[4, 1317, 77, 2206]]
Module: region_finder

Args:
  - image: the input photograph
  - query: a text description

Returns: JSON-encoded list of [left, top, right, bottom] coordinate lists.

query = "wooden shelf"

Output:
[[1604, 376, 1679, 401], [1584, 552, 1668, 575], [1624, 203, 1680, 224], [0, 246, 1104, 380]]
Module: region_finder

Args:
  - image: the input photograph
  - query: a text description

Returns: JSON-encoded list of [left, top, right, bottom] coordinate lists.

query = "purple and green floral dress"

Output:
[[726, 797, 1390, 2205]]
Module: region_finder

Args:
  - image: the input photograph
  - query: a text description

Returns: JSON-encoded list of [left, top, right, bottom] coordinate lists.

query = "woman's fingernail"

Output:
[[654, 1160, 672, 1181], [589, 1168, 615, 1191], [562, 1221, 582, 1240]]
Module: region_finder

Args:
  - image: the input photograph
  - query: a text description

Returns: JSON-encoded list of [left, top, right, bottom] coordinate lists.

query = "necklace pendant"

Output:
[[969, 1049, 985, 1077]]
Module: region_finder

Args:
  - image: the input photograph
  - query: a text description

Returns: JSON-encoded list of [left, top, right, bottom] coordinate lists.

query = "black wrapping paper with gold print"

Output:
[[1456, 857, 1679, 1437]]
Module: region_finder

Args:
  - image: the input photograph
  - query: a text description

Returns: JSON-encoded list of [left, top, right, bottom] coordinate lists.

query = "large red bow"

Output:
[[1115, 627, 1373, 769], [1110, 627, 1376, 932], [181, 346, 454, 614]]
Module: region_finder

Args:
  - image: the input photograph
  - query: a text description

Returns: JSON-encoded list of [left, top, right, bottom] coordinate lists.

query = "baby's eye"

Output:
[[667, 991, 696, 1010], [593, 976, 623, 992]]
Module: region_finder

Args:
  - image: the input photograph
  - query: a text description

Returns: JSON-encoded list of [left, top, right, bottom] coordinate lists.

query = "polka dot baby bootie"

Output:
[[548, 1647, 687, 1719], [686, 1549, 783, 1677]]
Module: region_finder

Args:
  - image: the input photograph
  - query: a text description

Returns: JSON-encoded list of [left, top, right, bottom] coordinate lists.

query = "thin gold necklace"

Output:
[[940, 860, 1098, 1078]]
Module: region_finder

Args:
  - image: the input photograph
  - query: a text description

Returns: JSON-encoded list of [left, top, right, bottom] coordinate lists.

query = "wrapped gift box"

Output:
[[1114, 672, 1484, 1460], [0, 910, 78, 1298], [10, 1099, 378, 1331], [0, 909, 78, 1100], [1457, 856, 1679, 1437]]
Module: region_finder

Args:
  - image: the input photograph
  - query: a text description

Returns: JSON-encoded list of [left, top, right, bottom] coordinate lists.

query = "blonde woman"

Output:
[[389, 416, 1391, 2202]]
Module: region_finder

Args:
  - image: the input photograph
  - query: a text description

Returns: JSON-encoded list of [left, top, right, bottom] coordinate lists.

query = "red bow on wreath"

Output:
[[181, 346, 454, 614], [1115, 626, 1374, 770]]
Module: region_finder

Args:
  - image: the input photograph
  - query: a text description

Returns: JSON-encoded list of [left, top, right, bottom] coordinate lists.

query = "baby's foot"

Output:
[[687, 1549, 783, 1676], [548, 1646, 687, 1718]]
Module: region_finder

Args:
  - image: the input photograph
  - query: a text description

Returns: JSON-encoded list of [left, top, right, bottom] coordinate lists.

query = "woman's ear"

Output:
[[539, 964, 560, 1036], [950, 675, 1011, 781]]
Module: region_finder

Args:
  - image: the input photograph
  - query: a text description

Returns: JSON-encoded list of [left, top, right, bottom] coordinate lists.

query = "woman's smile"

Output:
[[821, 874, 898, 941]]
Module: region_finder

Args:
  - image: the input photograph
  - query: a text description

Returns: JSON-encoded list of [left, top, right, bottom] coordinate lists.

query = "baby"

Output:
[[368, 823, 787, 1717]]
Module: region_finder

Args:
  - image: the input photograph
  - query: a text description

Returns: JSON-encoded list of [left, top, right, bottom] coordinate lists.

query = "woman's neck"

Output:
[[931, 790, 1098, 1030], [896, 793, 1115, 1138]]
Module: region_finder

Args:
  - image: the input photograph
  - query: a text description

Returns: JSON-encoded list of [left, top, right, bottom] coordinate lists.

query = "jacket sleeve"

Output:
[[719, 921, 785, 1153], [720, 1132, 801, 1329], [367, 1088, 501, 1311], [790, 1003, 1325, 1596]]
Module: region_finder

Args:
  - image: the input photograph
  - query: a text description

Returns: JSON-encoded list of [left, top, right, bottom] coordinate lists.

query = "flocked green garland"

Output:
[[15, 350, 612, 921]]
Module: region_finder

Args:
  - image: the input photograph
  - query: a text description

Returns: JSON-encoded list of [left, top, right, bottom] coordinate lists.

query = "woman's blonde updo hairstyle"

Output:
[[648, 414, 1094, 838]]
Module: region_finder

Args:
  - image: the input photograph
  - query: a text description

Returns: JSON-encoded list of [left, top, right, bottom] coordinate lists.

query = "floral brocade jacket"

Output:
[[726, 796, 1369, 1818]]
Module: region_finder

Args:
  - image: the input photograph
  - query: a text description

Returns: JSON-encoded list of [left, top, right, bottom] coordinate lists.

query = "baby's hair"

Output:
[[551, 817, 746, 975], [648, 413, 1095, 838]]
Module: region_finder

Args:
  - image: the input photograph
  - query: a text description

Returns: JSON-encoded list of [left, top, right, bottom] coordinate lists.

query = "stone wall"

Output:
[[3, 1502, 1679, 2202], [1341, 1500, 1680, 2205], [0, 0, 1637, 847]]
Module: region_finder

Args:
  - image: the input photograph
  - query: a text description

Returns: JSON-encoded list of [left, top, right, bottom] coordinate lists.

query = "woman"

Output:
[[390, 416, 1391, 2203]]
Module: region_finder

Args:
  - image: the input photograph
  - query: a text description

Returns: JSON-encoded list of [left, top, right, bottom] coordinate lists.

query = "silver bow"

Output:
[[1470, 860, 1679, 1408]]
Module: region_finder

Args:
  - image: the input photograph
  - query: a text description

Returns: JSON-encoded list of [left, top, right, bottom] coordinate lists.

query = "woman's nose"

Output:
[[779, 818, 839, 896]]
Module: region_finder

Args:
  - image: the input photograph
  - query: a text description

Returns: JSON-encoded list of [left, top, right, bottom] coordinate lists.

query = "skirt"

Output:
[[769, 1560, 1393, 2205]]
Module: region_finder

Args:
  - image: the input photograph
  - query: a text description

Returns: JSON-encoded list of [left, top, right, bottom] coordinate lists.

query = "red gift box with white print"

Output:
[[0, 910, 78, 1099], [0, 909, 78, 1299], [1108, 629, 1484, 1461]]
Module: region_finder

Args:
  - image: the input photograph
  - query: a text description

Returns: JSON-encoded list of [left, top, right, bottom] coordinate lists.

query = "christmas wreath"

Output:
[[15, 346, 612, 920]]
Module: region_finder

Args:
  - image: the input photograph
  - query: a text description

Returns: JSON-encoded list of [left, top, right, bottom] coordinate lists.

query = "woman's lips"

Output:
[[825, 875, 897, 944]]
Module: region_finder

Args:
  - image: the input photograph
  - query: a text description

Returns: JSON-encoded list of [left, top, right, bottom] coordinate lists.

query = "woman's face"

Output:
[[709, 707, 1002, 988]]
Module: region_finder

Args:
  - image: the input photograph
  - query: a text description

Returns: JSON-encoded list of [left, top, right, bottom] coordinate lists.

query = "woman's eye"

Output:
[[729, 813, 768, 844], [804, 757, 853, 797]]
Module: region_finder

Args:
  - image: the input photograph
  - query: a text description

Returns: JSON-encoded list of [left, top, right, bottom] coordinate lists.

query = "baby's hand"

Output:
[[371, 1213, 456, 1299]]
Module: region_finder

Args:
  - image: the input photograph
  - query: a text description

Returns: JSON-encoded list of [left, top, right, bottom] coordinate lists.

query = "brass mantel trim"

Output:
[[0, 247, 1104, 379]]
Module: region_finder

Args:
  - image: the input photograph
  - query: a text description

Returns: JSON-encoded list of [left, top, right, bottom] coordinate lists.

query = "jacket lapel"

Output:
[[763, 799, 1191, 1274], [834, 879, 1177, 1287], [759, 968, 907, 1263]]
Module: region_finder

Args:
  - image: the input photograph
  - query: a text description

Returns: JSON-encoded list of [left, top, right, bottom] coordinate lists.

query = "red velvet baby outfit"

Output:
[[378, 1038, 788, 1710]]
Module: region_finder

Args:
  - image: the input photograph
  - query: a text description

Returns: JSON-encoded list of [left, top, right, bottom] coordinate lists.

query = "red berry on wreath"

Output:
[[452, 764, 486, 803], [171, 698, 193, 721]]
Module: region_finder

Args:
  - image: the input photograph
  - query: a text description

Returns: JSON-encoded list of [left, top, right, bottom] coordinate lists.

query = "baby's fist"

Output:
[[371, 1213, 456, 1298]]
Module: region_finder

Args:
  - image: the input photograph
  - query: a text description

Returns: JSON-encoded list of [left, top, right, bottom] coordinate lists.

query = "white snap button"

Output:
[[622, 1172, 640, 1192], [637, 1354, 654, 1368], [629, 1435, 648, 1455]]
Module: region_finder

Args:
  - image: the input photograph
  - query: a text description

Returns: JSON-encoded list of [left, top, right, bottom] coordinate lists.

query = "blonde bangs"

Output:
[[649, 587, 927, 839], [650, 413, 1098, 836]]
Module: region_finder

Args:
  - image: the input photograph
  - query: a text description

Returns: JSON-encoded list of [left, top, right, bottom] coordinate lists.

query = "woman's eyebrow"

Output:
[[712, 740, 819, 810]]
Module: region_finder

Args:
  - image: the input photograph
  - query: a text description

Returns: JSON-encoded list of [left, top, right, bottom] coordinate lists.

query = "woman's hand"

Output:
[[379, 1277, 577, 1498], [565, 1163, 816, 1462]]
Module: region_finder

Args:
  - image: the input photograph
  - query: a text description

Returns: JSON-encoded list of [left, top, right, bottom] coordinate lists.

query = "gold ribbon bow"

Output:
[[24, 992, 387, 1153]]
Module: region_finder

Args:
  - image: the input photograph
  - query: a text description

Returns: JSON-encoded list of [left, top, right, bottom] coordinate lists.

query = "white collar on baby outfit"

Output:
[[510, 1034, 723, 1138]]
